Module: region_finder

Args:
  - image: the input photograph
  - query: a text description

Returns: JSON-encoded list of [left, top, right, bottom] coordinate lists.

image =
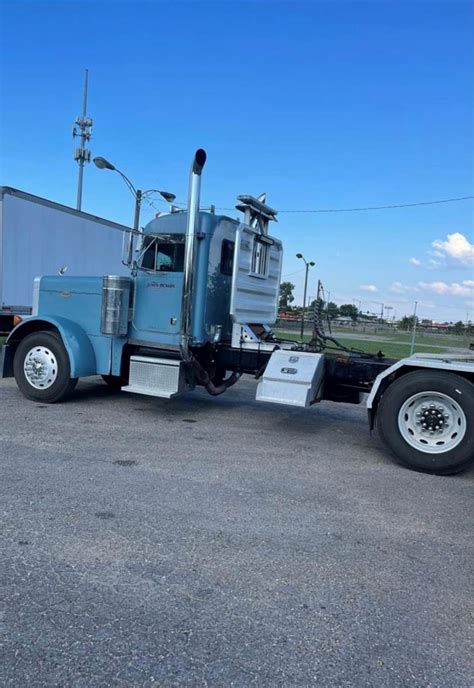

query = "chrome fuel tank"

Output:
[[101, 275, 132, 336]]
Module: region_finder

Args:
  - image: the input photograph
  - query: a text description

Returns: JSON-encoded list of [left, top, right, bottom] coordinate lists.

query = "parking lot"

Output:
[[1, 375, 473, 687]]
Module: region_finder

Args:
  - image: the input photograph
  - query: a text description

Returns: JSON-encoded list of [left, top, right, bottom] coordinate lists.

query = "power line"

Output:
[[278, 196, 474, 213], [281, 268, 305, 278], [143, 196, 161, 213], [213, 195, 474, 214], [157, 196, 474, 213], [150, 193, 473, 214], [143, 191, 474, 214]]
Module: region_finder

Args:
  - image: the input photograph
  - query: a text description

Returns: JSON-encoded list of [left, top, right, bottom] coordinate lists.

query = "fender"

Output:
[[6, 316, 97, 378], [367, 353, 474, 429]]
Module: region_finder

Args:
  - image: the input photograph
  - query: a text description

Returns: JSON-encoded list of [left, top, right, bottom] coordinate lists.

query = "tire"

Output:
[[378, 370, 474, 475], [101, 374, 126, 389], [13, 331, 78, 403]]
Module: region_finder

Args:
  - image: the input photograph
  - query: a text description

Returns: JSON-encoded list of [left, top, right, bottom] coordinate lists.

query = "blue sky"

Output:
[[1, 0, 473, 321]]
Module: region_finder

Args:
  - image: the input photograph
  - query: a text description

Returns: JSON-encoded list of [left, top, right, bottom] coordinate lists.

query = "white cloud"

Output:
[[431, 232, 474, 266], [417, 280, 474, 298], [360, 284, 378, 293], [409, 257, 421, 266], [390, 281, 418, 295]]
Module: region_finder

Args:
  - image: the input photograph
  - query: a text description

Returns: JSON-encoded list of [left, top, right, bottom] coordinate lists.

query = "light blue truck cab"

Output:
[[130, 210, 237, 349]]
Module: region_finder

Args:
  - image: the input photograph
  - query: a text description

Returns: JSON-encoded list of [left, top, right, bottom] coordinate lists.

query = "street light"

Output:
[[93, 156, 176, 233], [296, 253, 315, 339], [370, 300, 385, 324]]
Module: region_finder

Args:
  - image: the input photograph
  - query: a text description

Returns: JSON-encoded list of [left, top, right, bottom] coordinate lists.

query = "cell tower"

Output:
[[72, 69, 93, 210]]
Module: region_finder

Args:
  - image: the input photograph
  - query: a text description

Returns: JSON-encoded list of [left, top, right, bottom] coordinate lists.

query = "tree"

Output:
[[326, 301, 339, 320], [308, 299, 339, 319], [339, 304, 359, 321], [398, 315, 419, 330], [452, 321, 465, 334], [279, 282, 295, 309]]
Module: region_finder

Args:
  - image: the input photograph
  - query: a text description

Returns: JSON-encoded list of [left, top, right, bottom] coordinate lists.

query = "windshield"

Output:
[[139, 234, 185, 272]]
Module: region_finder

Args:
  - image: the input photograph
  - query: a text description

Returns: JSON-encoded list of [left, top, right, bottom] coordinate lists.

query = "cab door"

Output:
[[130, 234, 184, 344]]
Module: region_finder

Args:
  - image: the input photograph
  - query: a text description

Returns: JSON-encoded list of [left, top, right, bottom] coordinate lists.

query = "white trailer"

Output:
[[0, 187, 129, 332]]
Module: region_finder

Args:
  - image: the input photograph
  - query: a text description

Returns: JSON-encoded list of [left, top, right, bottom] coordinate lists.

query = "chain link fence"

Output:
[[275, 317, 473, 354]]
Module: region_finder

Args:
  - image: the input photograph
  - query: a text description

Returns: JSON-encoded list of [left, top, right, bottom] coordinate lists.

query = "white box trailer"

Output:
[[0, 187, 130, 332]]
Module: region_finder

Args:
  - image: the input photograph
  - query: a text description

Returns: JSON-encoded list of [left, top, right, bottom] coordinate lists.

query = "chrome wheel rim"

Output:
[[24, 346, 58, 390], [398, 391, 466, 454]]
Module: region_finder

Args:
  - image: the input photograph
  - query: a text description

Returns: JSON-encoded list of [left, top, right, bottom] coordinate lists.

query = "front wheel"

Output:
[[377, 370, 474, 475], [13, 331, 78, 403]]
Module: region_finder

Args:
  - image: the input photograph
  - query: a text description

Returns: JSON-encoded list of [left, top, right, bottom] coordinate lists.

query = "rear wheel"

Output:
[[378, 370, 474, 475], [13, 331, 77, 403]]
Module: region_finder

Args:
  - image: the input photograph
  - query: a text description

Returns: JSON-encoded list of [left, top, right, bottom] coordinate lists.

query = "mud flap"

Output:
[[0, 345, 14, 378]]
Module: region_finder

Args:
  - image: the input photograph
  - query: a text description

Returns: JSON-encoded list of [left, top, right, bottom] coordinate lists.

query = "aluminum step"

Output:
[[122, 355, 187, 398]]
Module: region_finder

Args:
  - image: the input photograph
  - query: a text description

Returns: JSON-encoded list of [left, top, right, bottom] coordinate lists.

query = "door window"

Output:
[[220, 239, 235, 276], [140, 234, 185, 272]]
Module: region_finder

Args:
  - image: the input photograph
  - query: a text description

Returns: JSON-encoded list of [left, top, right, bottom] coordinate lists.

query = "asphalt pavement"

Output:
[[1, 376, 473, 687]]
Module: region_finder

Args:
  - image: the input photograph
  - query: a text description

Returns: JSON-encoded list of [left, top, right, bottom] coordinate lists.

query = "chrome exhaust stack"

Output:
[[180, 148, 207, 358]]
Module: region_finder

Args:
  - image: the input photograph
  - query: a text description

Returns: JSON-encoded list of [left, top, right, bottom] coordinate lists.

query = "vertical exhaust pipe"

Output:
[[181, 148, 207, 358]]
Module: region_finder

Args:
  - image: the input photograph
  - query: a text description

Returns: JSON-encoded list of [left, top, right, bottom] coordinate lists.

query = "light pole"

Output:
[[296, 253, 315, 339], [410, 301, 418, 355], [93, 156, 176, 233], [353, 299, 362, 321], [73, 69, 92, 211], [370, 300, 385, 324]]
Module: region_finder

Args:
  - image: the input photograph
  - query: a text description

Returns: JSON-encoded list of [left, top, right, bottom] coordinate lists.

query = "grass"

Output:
[[274, 330, 459, 360], [348, 329, 471, 349]]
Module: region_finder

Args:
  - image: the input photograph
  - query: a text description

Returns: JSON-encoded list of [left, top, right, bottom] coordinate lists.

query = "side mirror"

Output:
[[122, 230, 136, 268]]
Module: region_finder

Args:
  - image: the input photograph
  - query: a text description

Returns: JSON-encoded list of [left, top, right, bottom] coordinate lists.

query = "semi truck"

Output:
[[0, 187, 129, 333], [1, 150, 473, 475]]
